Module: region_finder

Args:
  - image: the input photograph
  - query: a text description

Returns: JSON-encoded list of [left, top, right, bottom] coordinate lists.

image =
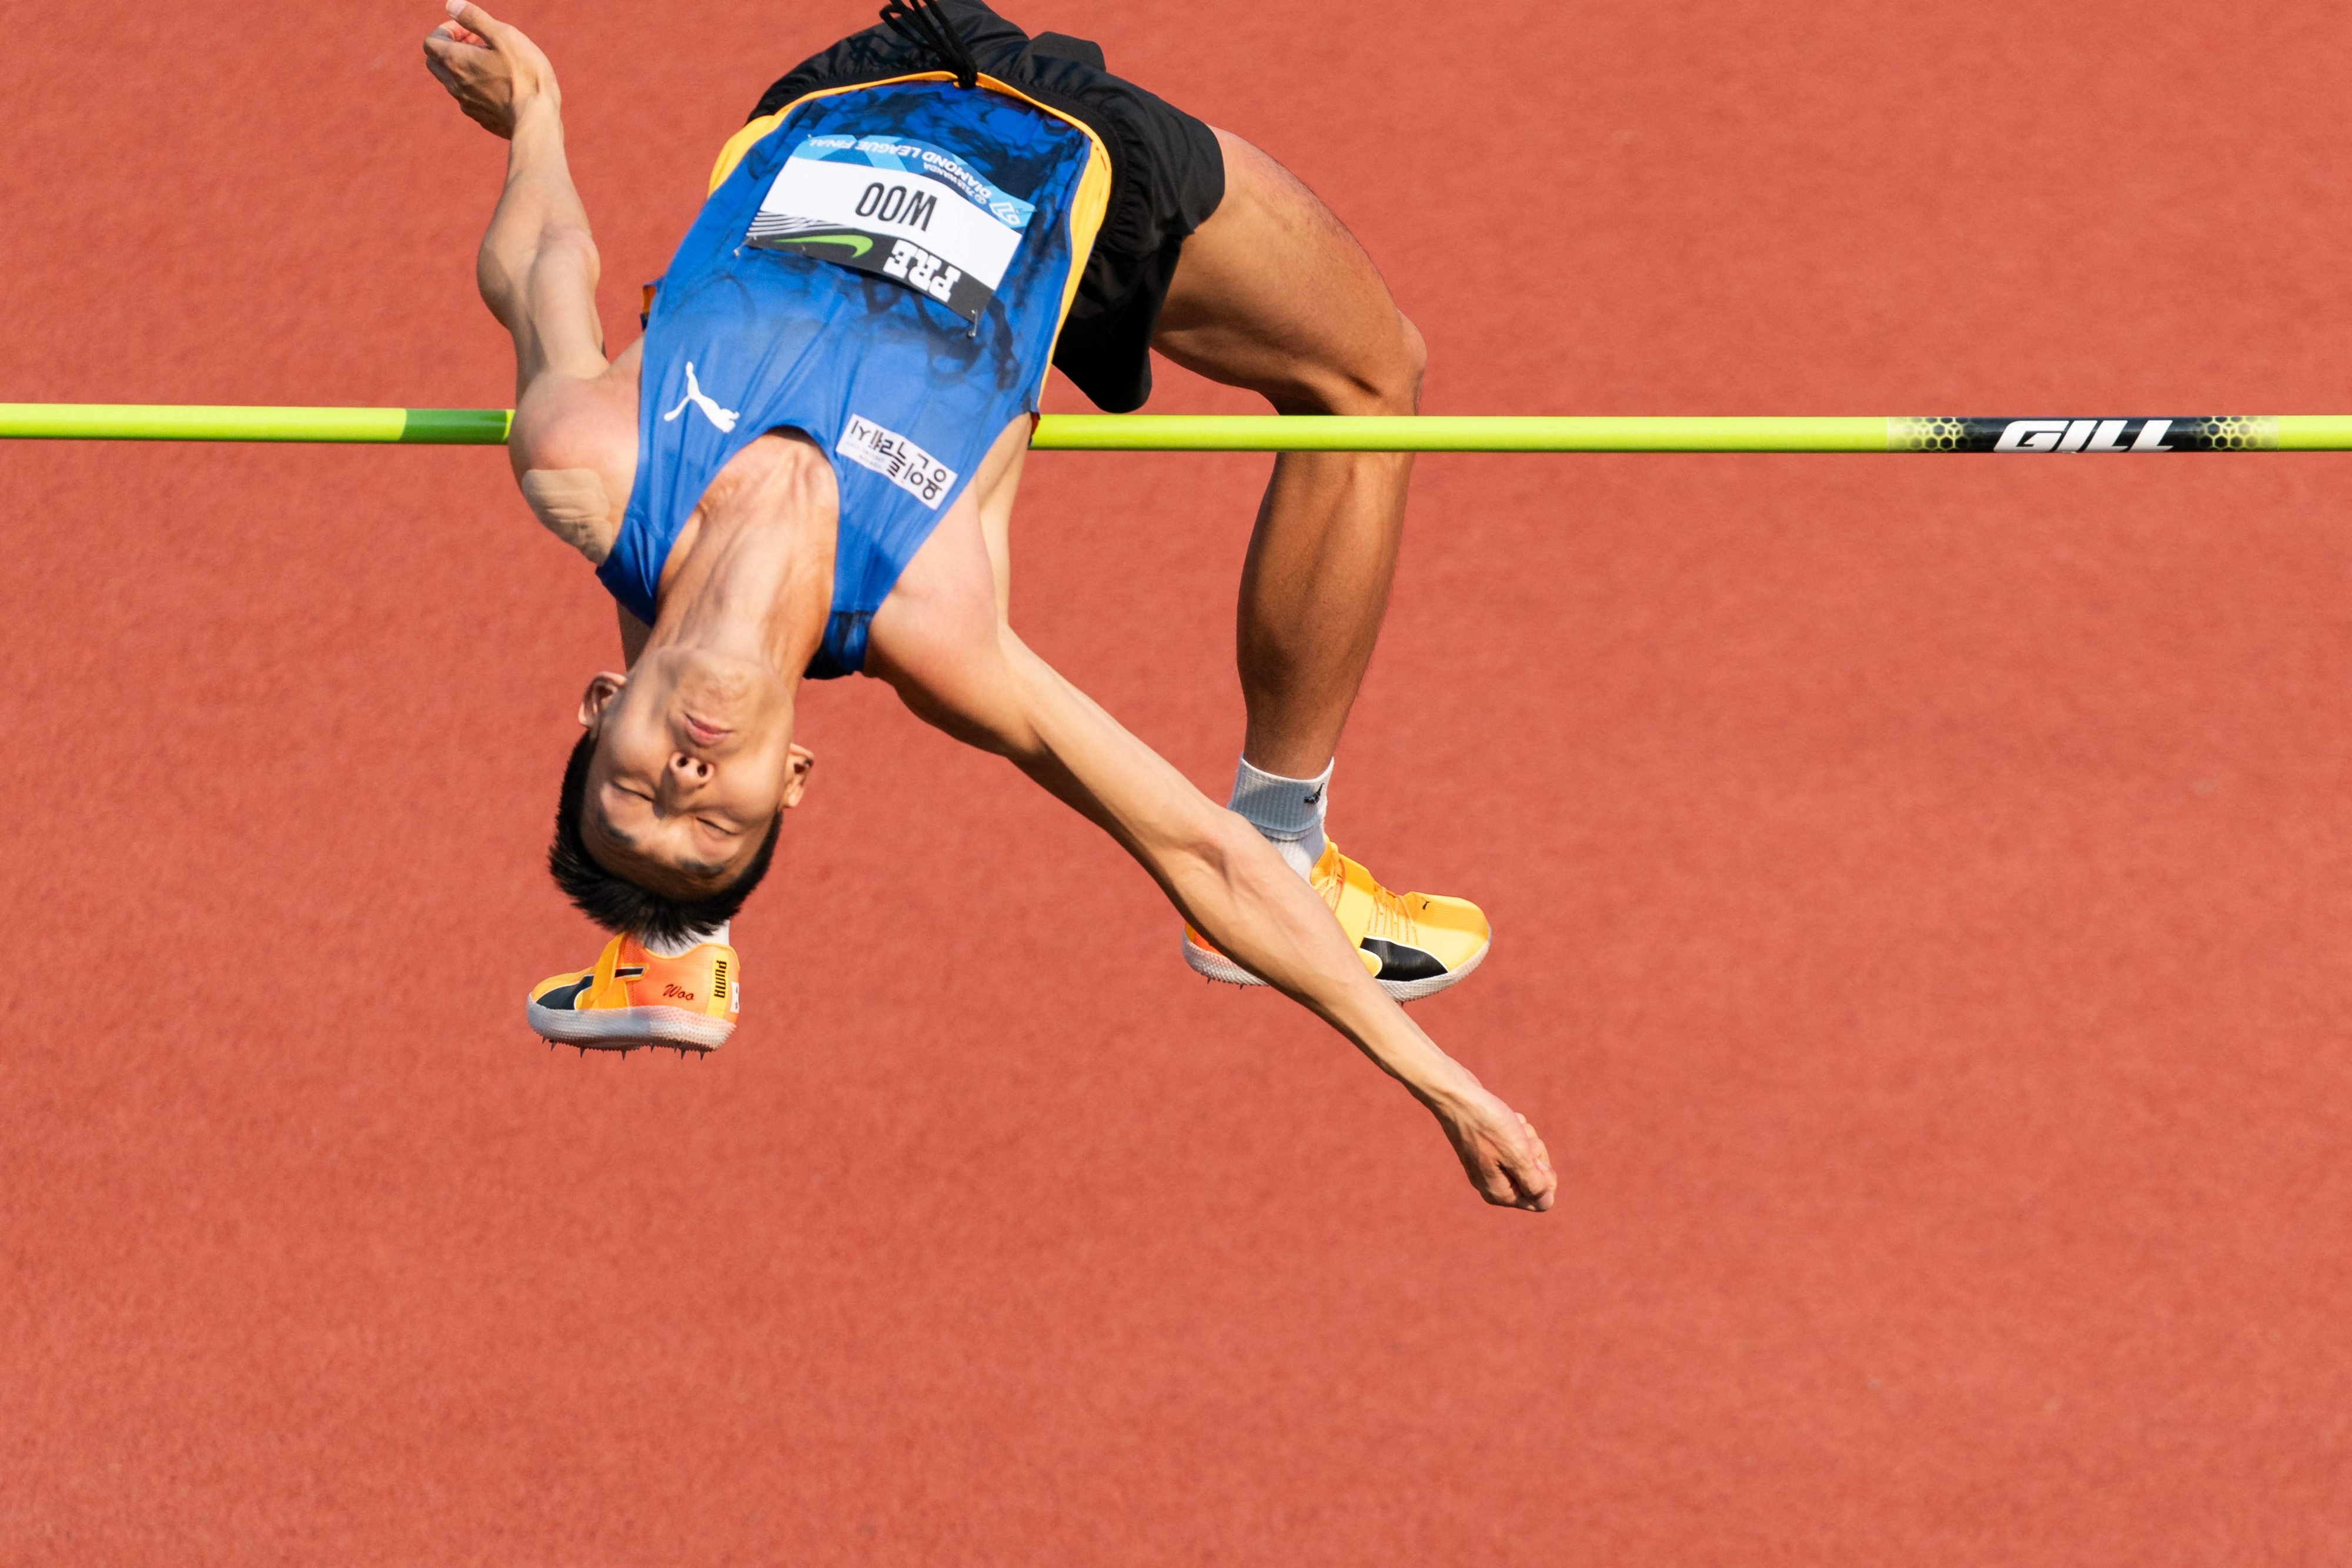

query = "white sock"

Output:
[[1227, 757, 1332, 879], [641, 921, 730, 959]]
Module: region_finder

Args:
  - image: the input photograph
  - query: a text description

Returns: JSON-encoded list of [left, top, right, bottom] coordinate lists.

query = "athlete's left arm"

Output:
[[866, 500, 1556, 1211], [427, 2, 636, 574], [423, 3, 605, 389]]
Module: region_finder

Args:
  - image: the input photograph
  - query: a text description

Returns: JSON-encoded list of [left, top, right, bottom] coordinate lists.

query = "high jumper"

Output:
[[423, 0, 1555, 1210]]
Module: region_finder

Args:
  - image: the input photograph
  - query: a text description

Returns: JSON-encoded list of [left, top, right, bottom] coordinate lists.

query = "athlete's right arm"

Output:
[[878, 617, 1557, 1212], [426, 2, 633, 567], [869, 496, 1556, 1212]]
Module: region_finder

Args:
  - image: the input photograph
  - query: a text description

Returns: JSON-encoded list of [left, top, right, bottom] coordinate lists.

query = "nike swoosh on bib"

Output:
[[786, 232, 875, 258]]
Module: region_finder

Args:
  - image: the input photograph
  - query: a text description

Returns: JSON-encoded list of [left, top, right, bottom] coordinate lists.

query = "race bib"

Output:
[[747, 133, 1035, 326]]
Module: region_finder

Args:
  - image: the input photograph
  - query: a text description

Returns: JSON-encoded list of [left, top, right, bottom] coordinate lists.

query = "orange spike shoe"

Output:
[[526, 933, 740, 1054], [1182, 837, 1491, 1003]]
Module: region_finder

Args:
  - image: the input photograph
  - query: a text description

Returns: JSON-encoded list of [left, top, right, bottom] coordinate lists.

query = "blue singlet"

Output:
[[599, 76, 1110, 677]]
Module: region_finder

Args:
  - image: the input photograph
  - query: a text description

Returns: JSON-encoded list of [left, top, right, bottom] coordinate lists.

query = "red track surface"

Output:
[[5, 1, 2350, 1559]]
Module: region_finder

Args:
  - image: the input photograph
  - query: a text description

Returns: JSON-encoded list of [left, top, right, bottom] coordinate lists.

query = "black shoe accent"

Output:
[[616, 966, 646, 979], [1361, 938, 1447, 983], [537, 976, 596, 1012]]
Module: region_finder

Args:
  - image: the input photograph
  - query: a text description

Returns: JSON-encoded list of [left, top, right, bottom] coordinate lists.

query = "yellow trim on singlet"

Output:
[[704, 71, 1113, 343]]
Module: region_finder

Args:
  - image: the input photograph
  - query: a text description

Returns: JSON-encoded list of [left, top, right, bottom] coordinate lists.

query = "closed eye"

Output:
[[602, 781, 737, 842]]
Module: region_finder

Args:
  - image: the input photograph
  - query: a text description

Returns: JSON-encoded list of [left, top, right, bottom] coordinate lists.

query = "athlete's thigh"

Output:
[[1151, 130, 1419, 412]]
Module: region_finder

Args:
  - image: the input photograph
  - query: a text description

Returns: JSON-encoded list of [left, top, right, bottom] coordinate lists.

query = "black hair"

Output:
[[549, 731, 782, 947]]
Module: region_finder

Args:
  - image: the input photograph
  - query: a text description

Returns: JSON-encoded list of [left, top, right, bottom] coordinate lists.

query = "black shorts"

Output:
[[749, 1, 1225, 413]]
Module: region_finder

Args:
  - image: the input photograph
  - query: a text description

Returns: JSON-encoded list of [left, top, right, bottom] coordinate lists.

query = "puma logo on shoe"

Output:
[[539, 975, 596, 1011], [1359, 937, 1446, 982], [662, 362, 740, 433]]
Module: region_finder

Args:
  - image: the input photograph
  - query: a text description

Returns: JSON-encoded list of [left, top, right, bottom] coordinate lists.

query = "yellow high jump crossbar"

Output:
[[5, 406, 2352, 452]]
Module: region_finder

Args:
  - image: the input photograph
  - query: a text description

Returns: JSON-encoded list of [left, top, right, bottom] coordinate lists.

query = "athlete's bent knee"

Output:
[[1287, 310, 1426, 418], [1390, 313, 1428, 415]]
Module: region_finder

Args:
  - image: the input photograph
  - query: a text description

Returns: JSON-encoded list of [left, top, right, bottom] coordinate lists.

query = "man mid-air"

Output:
[[423, 0, 1555, 1210]]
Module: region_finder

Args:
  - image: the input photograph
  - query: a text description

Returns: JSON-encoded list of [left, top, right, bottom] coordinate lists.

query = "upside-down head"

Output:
[[547, 648, 814, 945]]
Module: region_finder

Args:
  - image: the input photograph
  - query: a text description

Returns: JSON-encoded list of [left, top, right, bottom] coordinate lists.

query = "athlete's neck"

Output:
[[643, 430, 837, 682]]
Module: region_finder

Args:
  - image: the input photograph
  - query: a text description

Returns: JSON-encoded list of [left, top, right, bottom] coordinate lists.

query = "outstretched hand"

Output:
[[1433, 1085, 1558, 1211], [422, 0, 559, 138]]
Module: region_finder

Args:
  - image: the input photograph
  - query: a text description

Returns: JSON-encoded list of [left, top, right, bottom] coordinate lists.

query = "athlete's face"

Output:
[[574, 652, 813, 897]]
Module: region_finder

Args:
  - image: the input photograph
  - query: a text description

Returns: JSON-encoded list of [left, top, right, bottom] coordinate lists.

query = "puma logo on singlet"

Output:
[[662, 362, 740, 433]]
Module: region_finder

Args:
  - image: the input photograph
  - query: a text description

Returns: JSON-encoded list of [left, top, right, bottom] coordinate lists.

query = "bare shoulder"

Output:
[[867, 417, 1033, 693], [868, 494, 1004, 681], [509, 340, 641, 564]]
